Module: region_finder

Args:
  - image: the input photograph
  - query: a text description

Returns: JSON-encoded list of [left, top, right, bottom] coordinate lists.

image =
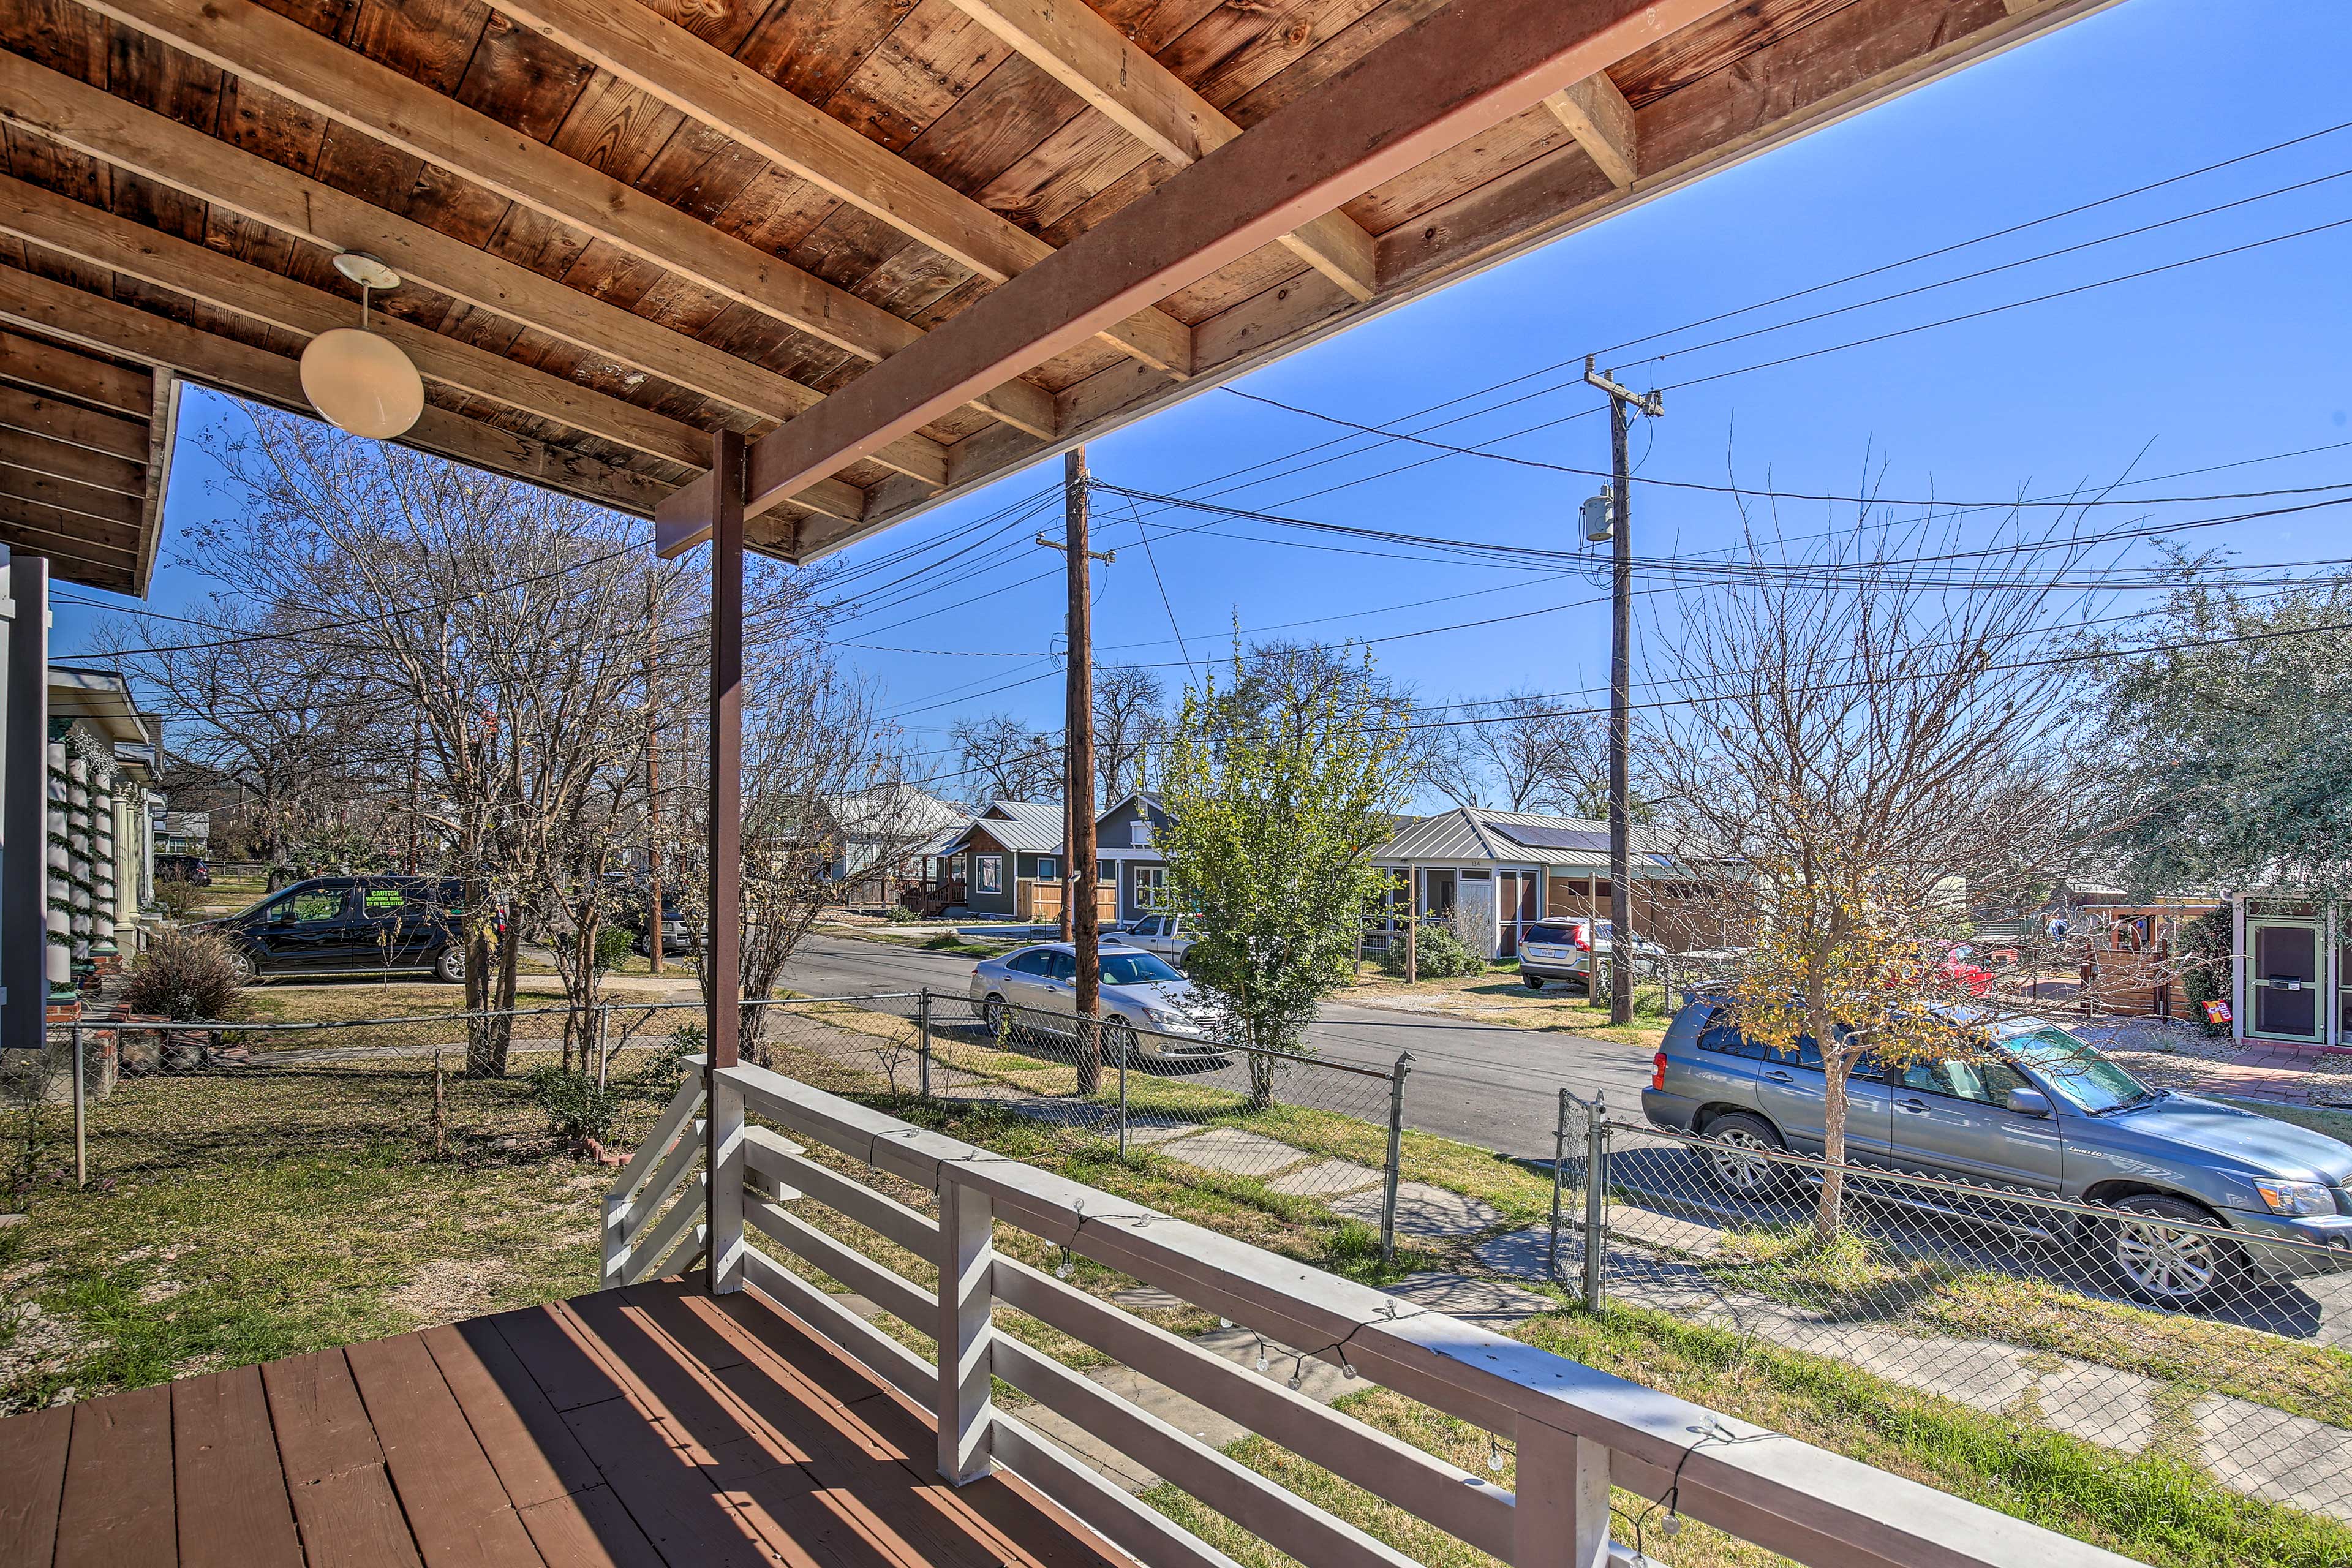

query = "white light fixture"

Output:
[[300, 254, 425, 439]]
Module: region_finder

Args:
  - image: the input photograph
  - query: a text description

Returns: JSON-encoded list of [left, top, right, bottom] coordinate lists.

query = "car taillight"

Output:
[[1650, 1052, 1667, 1090], [1574, 926, 1591, 950]]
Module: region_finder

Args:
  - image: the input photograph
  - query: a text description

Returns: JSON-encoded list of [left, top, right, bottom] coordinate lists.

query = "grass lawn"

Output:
[[1335, 966, 1676, 1049]]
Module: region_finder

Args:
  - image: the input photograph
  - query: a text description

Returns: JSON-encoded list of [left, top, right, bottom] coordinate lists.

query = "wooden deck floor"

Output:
[[0, 1281, 1124, 1568]]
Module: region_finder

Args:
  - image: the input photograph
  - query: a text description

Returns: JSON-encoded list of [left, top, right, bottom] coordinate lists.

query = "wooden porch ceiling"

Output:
[[0, 325, 173, 596], [0, 0, 2119, 567]]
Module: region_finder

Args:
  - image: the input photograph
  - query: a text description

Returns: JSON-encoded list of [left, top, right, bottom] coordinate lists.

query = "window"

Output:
[[977, 856, 1003, 893], [1130, 819, 1155, 846], [1100, 951, 1183, 985], [1036, 857, 1059, 881], [1898, 1058, 2032, 1106], [271, 887, 348, 924], [1461, 869, 1491, 880], [1134, 865, 1169, 910], [1133, 916, 1162, 938], [1044, 951, 1077, 982], [1009, 949, 1050, 975]]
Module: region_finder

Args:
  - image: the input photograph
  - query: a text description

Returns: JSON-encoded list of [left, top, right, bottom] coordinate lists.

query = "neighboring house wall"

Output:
[[1094, 795, 1170, 920]]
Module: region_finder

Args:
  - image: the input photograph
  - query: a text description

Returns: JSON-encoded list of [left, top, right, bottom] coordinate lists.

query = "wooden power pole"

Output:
[[1583, 357, 1662, 1027], [1038, 450, 1113, 1093], [644, 569, 665, 976]]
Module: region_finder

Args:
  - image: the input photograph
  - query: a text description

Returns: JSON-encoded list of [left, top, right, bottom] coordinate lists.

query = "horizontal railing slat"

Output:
[[992, 1414, 1250, 1568], [748, 1146, 938, 1253], [741, 1249, 934, 1405], [744, 1199, 933, 1327], [995, 1256, 1515, 1559], [992, 1336, 1423, 1568]]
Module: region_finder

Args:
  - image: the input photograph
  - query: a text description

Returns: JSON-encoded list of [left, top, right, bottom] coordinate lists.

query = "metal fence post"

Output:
[[1548, 1088, 1569, 1281], [71, 1019, 86, 1189], [1380, 1052, 1413, 1264], [1581, 1093, 1610, 1313], [917, 989, 933, 1099], [1117, 1039, 1129, 1158], [594, 1003, 611, 1090]]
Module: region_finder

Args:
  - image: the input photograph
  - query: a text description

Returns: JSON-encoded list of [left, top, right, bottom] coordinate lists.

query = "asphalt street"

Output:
[[774, 933, 1656, 1163]]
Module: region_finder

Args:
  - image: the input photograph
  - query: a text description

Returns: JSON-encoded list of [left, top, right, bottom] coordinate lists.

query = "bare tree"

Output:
[[950, 712, 1060, 804], [1428, 690, 1619, 815], [1093, 664, 1166, 803], [1652, 518, 2103, 1243]]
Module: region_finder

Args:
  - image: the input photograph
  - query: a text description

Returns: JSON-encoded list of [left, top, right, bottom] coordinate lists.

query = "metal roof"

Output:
[[941, 799, 1063, 856], [1370, 807, 1681, 869]]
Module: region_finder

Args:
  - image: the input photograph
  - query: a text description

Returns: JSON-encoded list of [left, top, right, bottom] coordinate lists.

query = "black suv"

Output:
[[203, 876, 481, 984]]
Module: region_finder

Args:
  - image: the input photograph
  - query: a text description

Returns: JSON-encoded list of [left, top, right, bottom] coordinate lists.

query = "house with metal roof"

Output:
[[934, 801, 1066, 920], [1368, 806, 1709, 960]]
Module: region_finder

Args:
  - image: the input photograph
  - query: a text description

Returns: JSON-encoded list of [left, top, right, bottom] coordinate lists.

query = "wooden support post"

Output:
[[705, 428, 747, 1295], [1513, 1419, 1615, 1568], [935, 1176, 996, 1484]]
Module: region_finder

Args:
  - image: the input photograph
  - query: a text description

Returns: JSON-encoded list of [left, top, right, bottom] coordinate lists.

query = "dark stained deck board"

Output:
[[0, 1281, 1122, 1568], [0, 1403, 72, 1568], [172, 1366, 305, 1568], [53, 1383, 176, 1568]]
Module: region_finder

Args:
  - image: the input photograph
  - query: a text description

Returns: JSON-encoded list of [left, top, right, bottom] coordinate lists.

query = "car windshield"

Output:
[[1101, 951, 1183, 985], [2002, 1025, 2152, 1114]]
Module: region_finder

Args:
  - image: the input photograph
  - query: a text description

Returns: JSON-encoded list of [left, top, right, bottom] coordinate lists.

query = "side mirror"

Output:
[[2007, 1087, 2052, 1118]]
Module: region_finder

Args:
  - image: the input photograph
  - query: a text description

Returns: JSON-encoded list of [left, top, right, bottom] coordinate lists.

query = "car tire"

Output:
[[1699, 1111, 1787, 1199], [224, 947, 258, 987], [2099, 1194, 2240, 1306], [1102, 1017, 1140, 1066], [1523, 974, 1544, 991], [981, 994, 1011, 1042], [432, 944, 467, 984]]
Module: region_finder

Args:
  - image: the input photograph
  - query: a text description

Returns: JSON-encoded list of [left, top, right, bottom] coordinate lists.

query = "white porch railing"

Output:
[[605, 1061, 2150, 1568]]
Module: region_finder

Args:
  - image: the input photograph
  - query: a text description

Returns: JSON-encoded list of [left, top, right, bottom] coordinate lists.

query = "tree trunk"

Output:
[[1815, 1051, 1849, 1246]]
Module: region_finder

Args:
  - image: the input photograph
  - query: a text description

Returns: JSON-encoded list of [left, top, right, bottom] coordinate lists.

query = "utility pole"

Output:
[[1583, 356, 1662, 1027], [644, 569, 665, 976], [1038, 450, 1114, 1093], [406, 715, 421, 873]]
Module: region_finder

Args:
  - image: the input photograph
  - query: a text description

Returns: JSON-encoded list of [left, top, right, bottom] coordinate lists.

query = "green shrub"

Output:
[[154, 881, 200, 918], [1374, 922, 1483, 979], [119, 929, 246, 1020], [527, 1065, 618, 1145], [2177, 906, 2233, 1036], [884, 903, 921, 924], [639, 1022, 704, 1094], [552, 924, 634, 974]]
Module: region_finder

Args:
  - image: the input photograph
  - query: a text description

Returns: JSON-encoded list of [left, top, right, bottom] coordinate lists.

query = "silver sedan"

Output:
[[967, 943, 1228, 1063]]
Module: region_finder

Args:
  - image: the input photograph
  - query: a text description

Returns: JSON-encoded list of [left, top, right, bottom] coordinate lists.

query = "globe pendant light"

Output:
[[300, 254, 426, 439]]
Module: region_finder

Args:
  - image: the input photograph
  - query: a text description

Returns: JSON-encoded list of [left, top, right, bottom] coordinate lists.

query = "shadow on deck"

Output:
[[0, 1280, 1119, 1568]]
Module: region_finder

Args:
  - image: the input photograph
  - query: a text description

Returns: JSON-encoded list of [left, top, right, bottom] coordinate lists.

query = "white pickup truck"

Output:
[[1122, 912, 1200, 963]]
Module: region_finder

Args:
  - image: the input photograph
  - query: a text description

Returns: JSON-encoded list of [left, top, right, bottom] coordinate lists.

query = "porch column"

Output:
[[2, 552, 46, 1050], [704, 429, 746, 1294]]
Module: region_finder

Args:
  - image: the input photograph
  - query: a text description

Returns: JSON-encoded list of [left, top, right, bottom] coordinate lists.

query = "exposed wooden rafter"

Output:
[[1545, 74, 1638, 187], [79, 0, 1060, 440], [674, 0, 1724, 540], [487, 0, 1193, 377], [938, 0, 1379, 302]]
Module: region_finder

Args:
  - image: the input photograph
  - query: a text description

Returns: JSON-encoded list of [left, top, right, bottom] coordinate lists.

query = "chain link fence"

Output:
[[1533, 1095, 2352, 1522]]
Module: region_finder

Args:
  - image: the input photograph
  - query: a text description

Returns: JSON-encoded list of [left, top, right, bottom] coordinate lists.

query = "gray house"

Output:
[[935, 801, 1065, 919], [1095, 792, 1173, 922], [1368, 806, 1713, 960]]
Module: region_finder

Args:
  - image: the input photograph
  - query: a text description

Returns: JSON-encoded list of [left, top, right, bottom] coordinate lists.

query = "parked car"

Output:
[[1642, 998, 2352, 1305], [609, 886, 692, 957], [1517, 918, 1663, 992], [1123, 912, 1201, 963], [968, 943, 1227, 1064], [197, 876, 491, 984], [156, 854, 211, 886]]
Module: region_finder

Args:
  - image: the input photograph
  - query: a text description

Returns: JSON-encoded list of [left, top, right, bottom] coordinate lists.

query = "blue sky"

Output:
[[58, 0, 2352, 804]]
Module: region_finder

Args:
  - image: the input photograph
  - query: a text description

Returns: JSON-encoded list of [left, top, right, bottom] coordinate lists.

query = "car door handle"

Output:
[[1763, 1071, 1793, 1084], [1896, 1098, 1931, 1114]]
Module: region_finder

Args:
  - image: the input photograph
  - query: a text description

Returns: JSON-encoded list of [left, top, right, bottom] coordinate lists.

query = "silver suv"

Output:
[[1642, 999, 2352, 1305]]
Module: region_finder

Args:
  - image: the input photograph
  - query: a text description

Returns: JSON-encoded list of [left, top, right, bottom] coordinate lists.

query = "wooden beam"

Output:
[[0, 263, 677, 519], [0, 430, 145, 497], [81, 0, 1058, 440], [0, 173, 713, 470], [941, 0, 1378, 303], [0, 326, 149, 417], [0, 512, 135, 591], [488, 0, 1190, 376], [698, 0, 1718, 525], [1544, 74, 1637, 186], [0, 464, 145, 528], [0, 50, 951, 489], [0, 496, 142, 559], [135, 369, 178, 598], [0, 382, 149, 463]]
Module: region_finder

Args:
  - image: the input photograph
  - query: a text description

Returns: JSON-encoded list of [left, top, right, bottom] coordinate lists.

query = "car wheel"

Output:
[[433, 944, 467, 984], [1102, 1017, 1140, 1066], [224, 947, 258, 987], [981, 994, 1011, 1042], [1523, 974, 1544, 991], [1700, 1112, 1786, 1199], [2102, 1194, 2238, 1306]]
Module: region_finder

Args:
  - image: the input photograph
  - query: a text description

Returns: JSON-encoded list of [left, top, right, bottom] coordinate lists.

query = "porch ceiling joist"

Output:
[[0, 326, 151, 418], [81, 0, 1060, 442], [486, 0, 1192, 378], [0, 50, 950, 492], [666, 0, 1721, 545], [937, 0, 1379, 303]]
